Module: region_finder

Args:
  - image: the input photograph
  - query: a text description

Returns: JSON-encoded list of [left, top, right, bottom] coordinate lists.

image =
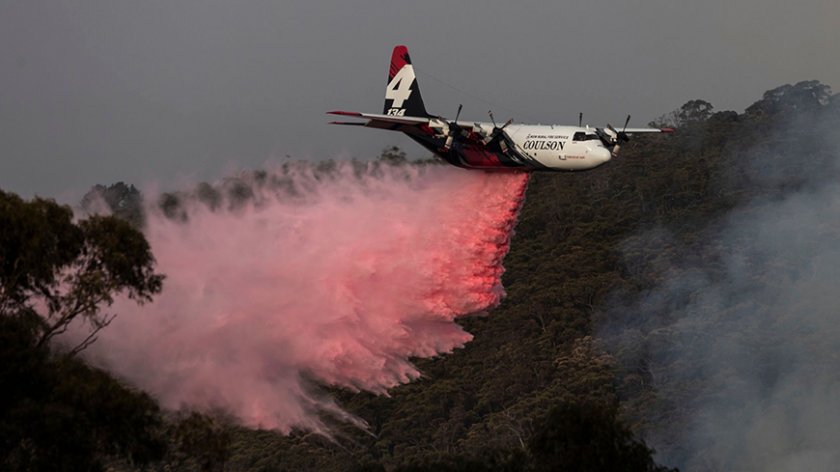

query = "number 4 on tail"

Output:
[[385, 65, 414, 109]]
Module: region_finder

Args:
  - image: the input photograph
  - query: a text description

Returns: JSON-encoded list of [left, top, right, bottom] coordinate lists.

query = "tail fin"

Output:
[[383, 45, 429, 118]]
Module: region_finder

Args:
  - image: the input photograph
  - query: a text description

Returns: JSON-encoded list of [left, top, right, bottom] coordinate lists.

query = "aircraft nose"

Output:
[[591, 147, 612, 165]]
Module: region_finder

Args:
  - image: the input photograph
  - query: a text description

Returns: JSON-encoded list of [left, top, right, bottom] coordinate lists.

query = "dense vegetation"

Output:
[[0, 191, 164, 470], [1, 80, 835, 471]]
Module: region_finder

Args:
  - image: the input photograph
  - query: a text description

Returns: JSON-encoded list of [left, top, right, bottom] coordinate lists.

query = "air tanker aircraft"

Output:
[[329, 45, 674, 171]]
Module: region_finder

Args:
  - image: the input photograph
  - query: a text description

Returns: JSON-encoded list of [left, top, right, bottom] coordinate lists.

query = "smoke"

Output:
[[70, 162, 528, 434], [600, 106, 840, 471]]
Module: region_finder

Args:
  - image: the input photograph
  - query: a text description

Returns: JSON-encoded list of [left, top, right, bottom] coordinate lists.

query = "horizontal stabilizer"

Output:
[[329, 121, 367, 126], [327, 110, 430, 126]]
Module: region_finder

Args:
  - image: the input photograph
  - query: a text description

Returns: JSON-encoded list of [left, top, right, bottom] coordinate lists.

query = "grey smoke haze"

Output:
[[2, 0, 838, 198], [600, 107, 840, 470]]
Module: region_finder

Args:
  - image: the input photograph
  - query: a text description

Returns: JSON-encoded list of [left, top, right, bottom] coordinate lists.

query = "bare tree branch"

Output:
[[67, 312, 116, 357]]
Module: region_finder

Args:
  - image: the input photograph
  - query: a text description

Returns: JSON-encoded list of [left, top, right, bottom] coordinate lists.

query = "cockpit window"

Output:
[[573, 132, 601, 141]]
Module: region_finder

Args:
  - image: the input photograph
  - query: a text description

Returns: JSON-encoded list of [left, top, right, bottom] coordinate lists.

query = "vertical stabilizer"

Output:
[[383, 45, 429, 117]]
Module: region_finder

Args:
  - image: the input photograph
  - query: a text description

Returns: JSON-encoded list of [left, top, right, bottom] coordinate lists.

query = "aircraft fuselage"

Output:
[[407, 122, 613, 172]]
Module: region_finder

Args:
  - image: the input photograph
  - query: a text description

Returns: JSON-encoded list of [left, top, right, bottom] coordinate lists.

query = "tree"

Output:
[[1, 190, 167, 470], [378, 145, 408, 164], [163, 412, 232, 472], [0, 190, 163, 354], [529, 402, 676, 472], [677, 100, 714, 125], [745, 80, 832, 117], [0, 313, 166, 471], [80, 182, 145, 228], [650, 99, 714, 128]]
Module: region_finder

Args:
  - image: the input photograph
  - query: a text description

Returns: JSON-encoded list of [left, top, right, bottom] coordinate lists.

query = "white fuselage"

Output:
[[457, 122, 613, 171]]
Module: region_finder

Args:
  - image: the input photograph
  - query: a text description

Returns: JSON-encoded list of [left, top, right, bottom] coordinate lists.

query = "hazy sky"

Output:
[[2, 0, 838, 198]]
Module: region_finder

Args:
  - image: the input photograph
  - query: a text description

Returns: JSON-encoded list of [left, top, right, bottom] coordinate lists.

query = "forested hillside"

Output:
[[1, 80, 836, 471]]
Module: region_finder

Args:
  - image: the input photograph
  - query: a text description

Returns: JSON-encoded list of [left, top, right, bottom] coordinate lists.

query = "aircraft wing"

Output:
[[621, 127, 675, 134], [328, 111, 430, 128]]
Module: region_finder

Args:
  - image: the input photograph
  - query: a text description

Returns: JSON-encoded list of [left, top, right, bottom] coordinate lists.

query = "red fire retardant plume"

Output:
[[74, 164, 529, 433]]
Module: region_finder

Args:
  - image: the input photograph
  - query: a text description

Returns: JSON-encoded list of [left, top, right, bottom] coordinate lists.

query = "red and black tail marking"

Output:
[[383, 45, 429, 118], [389, 45, 411, 81]]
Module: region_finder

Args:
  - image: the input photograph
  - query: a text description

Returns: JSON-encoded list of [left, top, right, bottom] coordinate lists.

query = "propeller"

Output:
[[597, 114, 632, 156], [610, 115, 632, 156], [485, 110, 512, 145], [619, 114, 631, 142], [579, 112, 583, 127], [443, 104, 464, 151]]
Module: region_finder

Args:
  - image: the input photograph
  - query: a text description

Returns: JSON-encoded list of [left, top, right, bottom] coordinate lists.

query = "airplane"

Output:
[[329, 45, 674, 172]]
